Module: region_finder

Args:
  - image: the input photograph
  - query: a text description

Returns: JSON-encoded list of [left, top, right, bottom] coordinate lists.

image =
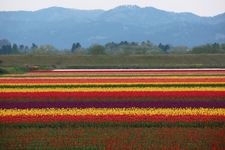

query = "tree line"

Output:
[[0, 39, 225, 55]]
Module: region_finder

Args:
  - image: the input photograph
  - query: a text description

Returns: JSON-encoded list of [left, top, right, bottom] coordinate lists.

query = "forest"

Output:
[[1, 39, 225, 55]]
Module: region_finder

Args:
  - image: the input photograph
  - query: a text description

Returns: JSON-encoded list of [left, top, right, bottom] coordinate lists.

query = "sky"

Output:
[[0, 0, 225, 16]]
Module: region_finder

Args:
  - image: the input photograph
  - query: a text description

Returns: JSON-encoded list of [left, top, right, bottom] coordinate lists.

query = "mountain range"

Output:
[[0, 5, 225, 48]]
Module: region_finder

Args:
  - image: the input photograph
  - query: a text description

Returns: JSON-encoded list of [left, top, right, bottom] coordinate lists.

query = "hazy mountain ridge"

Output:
[[0, 6, 224, 48]]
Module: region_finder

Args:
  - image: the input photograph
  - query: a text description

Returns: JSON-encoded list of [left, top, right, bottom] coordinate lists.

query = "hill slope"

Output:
[[0, 6, 225, 48]]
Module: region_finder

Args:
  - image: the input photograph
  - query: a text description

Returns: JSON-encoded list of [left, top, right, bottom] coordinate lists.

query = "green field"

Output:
[[1, 54, 225, 70]]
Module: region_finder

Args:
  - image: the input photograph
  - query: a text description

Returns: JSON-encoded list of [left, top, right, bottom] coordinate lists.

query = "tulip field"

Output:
[[0, 69, 225, 149]]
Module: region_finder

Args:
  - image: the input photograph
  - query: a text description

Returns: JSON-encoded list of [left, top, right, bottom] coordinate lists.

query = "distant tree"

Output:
[[31, 44, 58, 55], [0, 39, 10, 48], [212, 43, 220, 49], [31, 43, 38, 50], [12, 43, 19, 54], [76, 43, 81, 49], [71, 42, 81, 53], [131, 42, 138, 46], [88, 44, 106, 55], [141, 41, 153, 47], [0, 39, 12, 54], [30, 43, 39, 54], [105, 42, 118, 55], [71, 43, 76, 53], [191, 43, 224, 54], [158, 43, 170, 53], [0, 45, 12, 54], [19, 45, 25, 51], [221, 43, 225, 51], [24, 46, 29, 53], [212, 42, 223, 52], [119, 41, 129, 46], [18, 44, 30, 54], [105, 42, 117, 50]]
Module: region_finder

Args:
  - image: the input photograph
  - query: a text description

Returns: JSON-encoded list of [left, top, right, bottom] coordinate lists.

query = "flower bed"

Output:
[[0, 69, 225, 149]]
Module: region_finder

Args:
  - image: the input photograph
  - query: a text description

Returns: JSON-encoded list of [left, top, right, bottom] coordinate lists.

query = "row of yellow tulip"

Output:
[[1, 108, 225, 116], [0, 87, 225, 92], [1, 82, 225, 86]]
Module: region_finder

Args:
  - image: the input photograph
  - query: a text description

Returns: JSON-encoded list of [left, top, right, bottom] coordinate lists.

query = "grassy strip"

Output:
[[2, 74, 225, 78], [0, 122, 224, 128], [1, 54, 225, 68], [0, 68, 8, 74], [0, 67, 28, 74], [1, 84, 225, 88]]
